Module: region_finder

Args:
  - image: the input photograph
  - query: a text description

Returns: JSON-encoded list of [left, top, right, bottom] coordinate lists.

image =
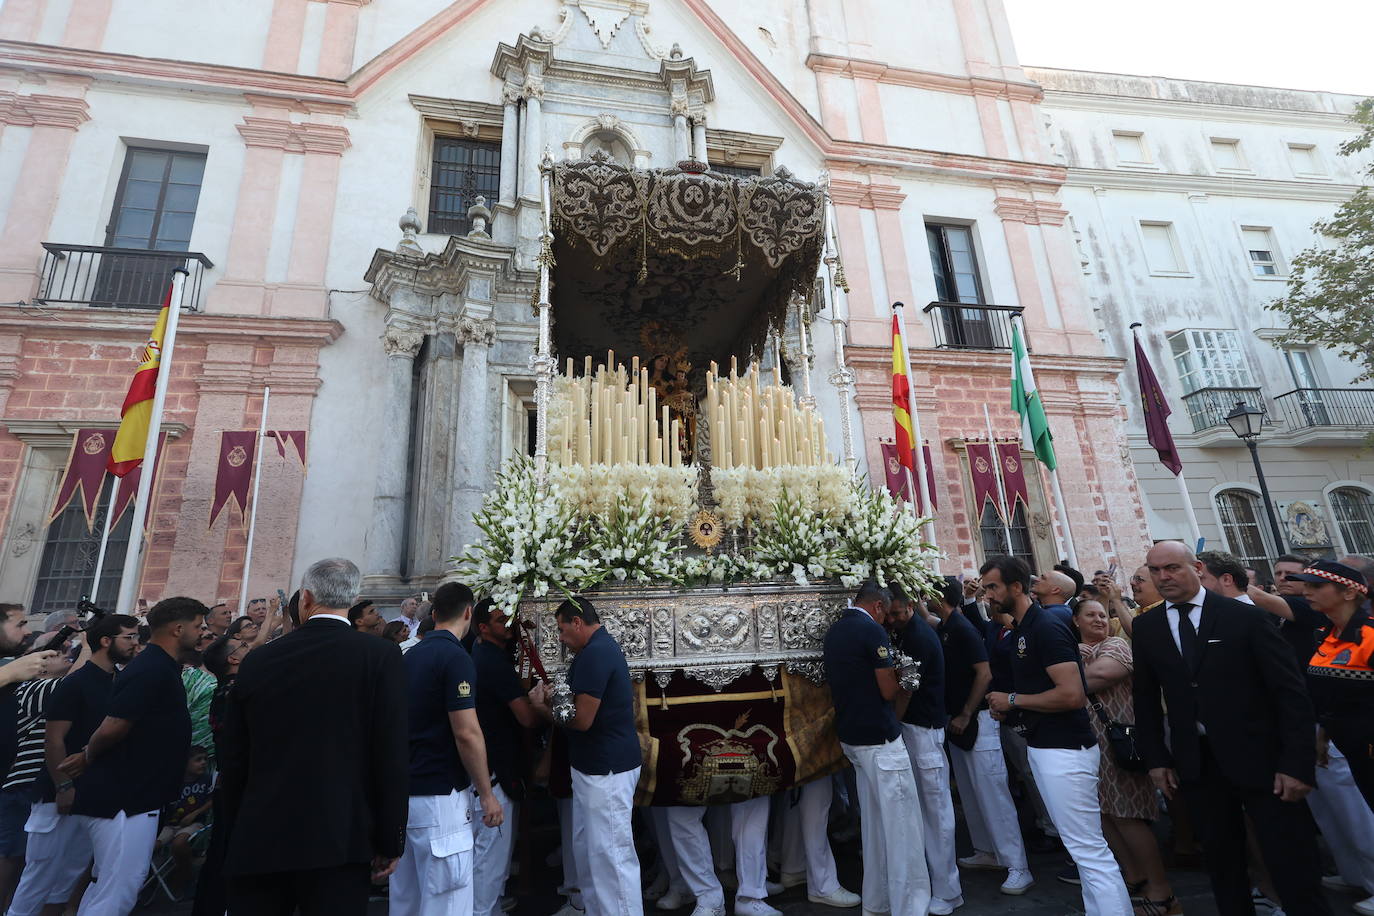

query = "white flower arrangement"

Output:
[[553, 463, 701, 527], [546, 375, 576, 464], [454, 456, 593, 618], [838, 479, 942, 597], [750, 487, 843, 586], [709, 464, 855, 529], [582, 493, 686, 586]]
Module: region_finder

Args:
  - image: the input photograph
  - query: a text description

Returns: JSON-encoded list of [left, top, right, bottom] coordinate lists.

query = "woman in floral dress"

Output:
[[1075, 600, 1181, 915]]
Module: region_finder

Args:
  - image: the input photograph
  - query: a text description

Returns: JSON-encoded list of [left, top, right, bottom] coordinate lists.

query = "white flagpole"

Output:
[[983, 404, 1013, 554], [88, 475, 120, 601], [893, 302, 939, 559], [1010, 314, 1079, 570], [115, 268, 187, 614], [238, 386, 270, 614]]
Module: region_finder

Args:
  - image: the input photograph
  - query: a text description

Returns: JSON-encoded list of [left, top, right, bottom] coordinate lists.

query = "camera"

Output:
[[76, 597, 107, 621]]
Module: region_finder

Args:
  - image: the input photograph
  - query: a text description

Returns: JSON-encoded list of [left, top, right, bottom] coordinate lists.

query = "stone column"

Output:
[[672, 107, 690, 161], [450, 316, 497, 553], [690, 114, 708, 162], [519, 79, 543, 201], [369, 324, 425, 579], [498, 84, 520, 208]]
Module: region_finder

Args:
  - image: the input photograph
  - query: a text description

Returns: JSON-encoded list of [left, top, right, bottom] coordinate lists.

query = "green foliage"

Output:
[[1269, 98, 1374, 384]]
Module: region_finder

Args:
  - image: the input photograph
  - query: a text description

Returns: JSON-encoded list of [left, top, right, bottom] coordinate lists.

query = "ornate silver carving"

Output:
[[652, 606, 673, 657], [684, 664, 753, 692], [891, 650, 923, 692], [678, 606, 751, 653], [756, 603, 779, 651], [786, 661, 826, 685], [548, 667, 576, 724]]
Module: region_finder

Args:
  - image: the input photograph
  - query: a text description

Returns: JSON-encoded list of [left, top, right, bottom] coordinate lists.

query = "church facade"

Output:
[[2, 0, 1331, 611]]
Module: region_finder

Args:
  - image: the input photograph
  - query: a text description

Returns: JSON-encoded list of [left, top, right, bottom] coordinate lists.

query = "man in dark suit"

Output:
[[219, 557, 408, 915], [1133, 540, 1330, 916]]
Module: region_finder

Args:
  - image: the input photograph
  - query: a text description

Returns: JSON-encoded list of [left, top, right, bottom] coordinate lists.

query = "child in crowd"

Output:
[[157, 745, 215, 895]]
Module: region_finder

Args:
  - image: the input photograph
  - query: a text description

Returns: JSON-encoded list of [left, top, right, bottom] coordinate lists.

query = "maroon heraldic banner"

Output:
[[879, 441, 939, 513], [996, 442, 1030, 514], [966, 441, 1001, 520], [49, 429, 113, 530], [211, 431, 258, 528]]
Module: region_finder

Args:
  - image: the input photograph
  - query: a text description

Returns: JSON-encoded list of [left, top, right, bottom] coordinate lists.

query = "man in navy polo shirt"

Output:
[[470, 597, 548, 916], [983, 556, 1131, 916], [56, 597, 205, 915], [537, 596, 642, 916], [9, 613, 137, 916], [822, 580, 931, 916], [393, 582, 503, 916], [890, 582, 961, 914]]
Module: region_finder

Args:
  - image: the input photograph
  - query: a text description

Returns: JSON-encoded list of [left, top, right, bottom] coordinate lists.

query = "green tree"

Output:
[[1270, 97, 1374, 383]]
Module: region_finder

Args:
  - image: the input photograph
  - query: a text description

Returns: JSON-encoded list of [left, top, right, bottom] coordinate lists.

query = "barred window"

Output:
[[31, 477, 133, 615], [1331, 487, 1374, 556], [1214, 489, 1275, 583], [428, 137, 501, 235], [979, 502, 1036, 571]]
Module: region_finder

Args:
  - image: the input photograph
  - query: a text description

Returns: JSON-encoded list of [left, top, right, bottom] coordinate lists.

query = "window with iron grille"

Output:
[[1331, 487, 1374, 556], [979, 502, 1036, 571], [711, 163, 762, 179], [31, 477, 133, 615], [428, 136, 501, 235], [1214, 489, 1275, 583]]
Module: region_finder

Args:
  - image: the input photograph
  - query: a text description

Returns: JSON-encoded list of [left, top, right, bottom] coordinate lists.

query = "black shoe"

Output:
[[1056, 866, 1081, 886]]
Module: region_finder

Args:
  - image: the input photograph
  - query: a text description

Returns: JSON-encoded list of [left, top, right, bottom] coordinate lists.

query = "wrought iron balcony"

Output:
[[35, 244, 213, 311], [1181, 386, 1267, 433], [922, 302, 1024, 351], [1273, 388, 1374, 429]]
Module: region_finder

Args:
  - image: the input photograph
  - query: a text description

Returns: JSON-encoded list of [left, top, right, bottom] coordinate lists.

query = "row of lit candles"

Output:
[[704, 358, 829, 469]]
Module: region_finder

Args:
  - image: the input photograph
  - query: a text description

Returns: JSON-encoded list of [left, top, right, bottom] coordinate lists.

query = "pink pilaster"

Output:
[[869, 184, 925, 342], [0, 0, 43, 41], [263, 0, 308, 72], [972, 89, 1008, 159], [828, 178, 882, 345], [0, 87, 91, 303], [952, 0, 996, 78], [277, 147, 345, 317], [994, 199, 1056, 347], [849, 62, 887, 145], [61, 0, 113, 48], [813, 69, 854, 140], [209, 142, 285, 315], [318, 0, 367, 79], [1009, 98, 1044, 162]]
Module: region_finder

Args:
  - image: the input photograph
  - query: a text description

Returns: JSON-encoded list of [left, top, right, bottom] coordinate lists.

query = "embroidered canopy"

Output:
[[549, 155, 825, 366]]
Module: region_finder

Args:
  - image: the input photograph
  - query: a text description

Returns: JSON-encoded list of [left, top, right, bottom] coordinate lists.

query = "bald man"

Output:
[[1132, 541, 1330, 916], [1028, 571, 1075, 626]]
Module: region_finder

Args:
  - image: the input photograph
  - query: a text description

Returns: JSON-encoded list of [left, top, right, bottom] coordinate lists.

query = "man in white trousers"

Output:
[[935, 580, 1032, 894], [470, 598, 550, 916], [10, 613, 138, 916], [821, 581, 931, 916], [536, 597, 643, 916], [394, 582, 504, 916], [890, 583, 963, 914], [983, 556, 1132, 916], [662, 805, 727, 916], [55, 597, 205, 915], [777, 778, 860, 907]]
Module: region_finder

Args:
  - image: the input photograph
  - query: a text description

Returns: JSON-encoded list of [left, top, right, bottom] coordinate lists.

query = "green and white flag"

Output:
[[1011, 319, 1057, 471]]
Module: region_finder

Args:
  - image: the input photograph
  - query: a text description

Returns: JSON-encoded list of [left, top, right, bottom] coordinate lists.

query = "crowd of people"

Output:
[[0, 544, 1367, 916]]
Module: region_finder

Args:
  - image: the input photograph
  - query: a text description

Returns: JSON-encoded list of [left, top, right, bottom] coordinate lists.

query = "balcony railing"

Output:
[[35, 244, 213, 311], [1181, 386, 1267, 433], [922, 302, 1024, 350], [1273, 388, 1374, 429]]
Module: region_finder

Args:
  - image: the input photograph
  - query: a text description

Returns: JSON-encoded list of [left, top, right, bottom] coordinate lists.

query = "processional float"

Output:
[[457, 154, 937, 805]]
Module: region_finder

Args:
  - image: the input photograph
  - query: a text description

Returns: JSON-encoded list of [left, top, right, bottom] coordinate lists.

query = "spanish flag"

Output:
[[891, 313, 916, 475], [107, 285, 171, 477]]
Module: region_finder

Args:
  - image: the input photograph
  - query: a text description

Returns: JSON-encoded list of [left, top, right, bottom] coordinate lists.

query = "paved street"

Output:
[[145, 803, 1252, 916]]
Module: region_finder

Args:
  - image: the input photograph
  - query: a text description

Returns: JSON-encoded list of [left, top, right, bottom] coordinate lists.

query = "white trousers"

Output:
[[9, 804, 92, 916], [471, 784, 517, 916], [572, 767, 643, 916], [779, 779, 840, 897], [730, 797, 770, 901], [74, 809, 158, 916], [947, 710, 1027, 870], [391, 789, 475, 916], [842, 738, 931, 916], [558, 797, 583, 908], [998, 717, 1053, 828], [1310, 740, 1374, 894], [1026, 746, 1132, 916], [664, 806, 724, 908], [900, 723, 961, 903], [648, 807, 688, 896]]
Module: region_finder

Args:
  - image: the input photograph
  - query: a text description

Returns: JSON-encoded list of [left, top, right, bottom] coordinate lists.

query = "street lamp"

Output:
[[1224, 400, 1287, 554]]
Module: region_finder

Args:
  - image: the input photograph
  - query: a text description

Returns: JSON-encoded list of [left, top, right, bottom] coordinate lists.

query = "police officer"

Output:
[[536, 596, 643, 916], [1289, 561, 1374, 810], [889, 582, 962, 914], [821, 580, 931, 916], [393, 583, 503, 916]]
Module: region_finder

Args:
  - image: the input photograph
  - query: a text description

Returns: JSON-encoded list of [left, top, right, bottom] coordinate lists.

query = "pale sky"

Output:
[[1002, 0, 1374, 98]]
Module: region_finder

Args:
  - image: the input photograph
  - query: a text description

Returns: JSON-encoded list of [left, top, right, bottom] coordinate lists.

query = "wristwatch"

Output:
[[1008, 693, 1018, 708], [56, 780, 74, 792]]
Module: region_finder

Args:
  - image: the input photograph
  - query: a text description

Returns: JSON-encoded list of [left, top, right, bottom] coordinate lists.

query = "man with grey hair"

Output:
[[41, 611, 77, 637], [220, 558, 408, 915]]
